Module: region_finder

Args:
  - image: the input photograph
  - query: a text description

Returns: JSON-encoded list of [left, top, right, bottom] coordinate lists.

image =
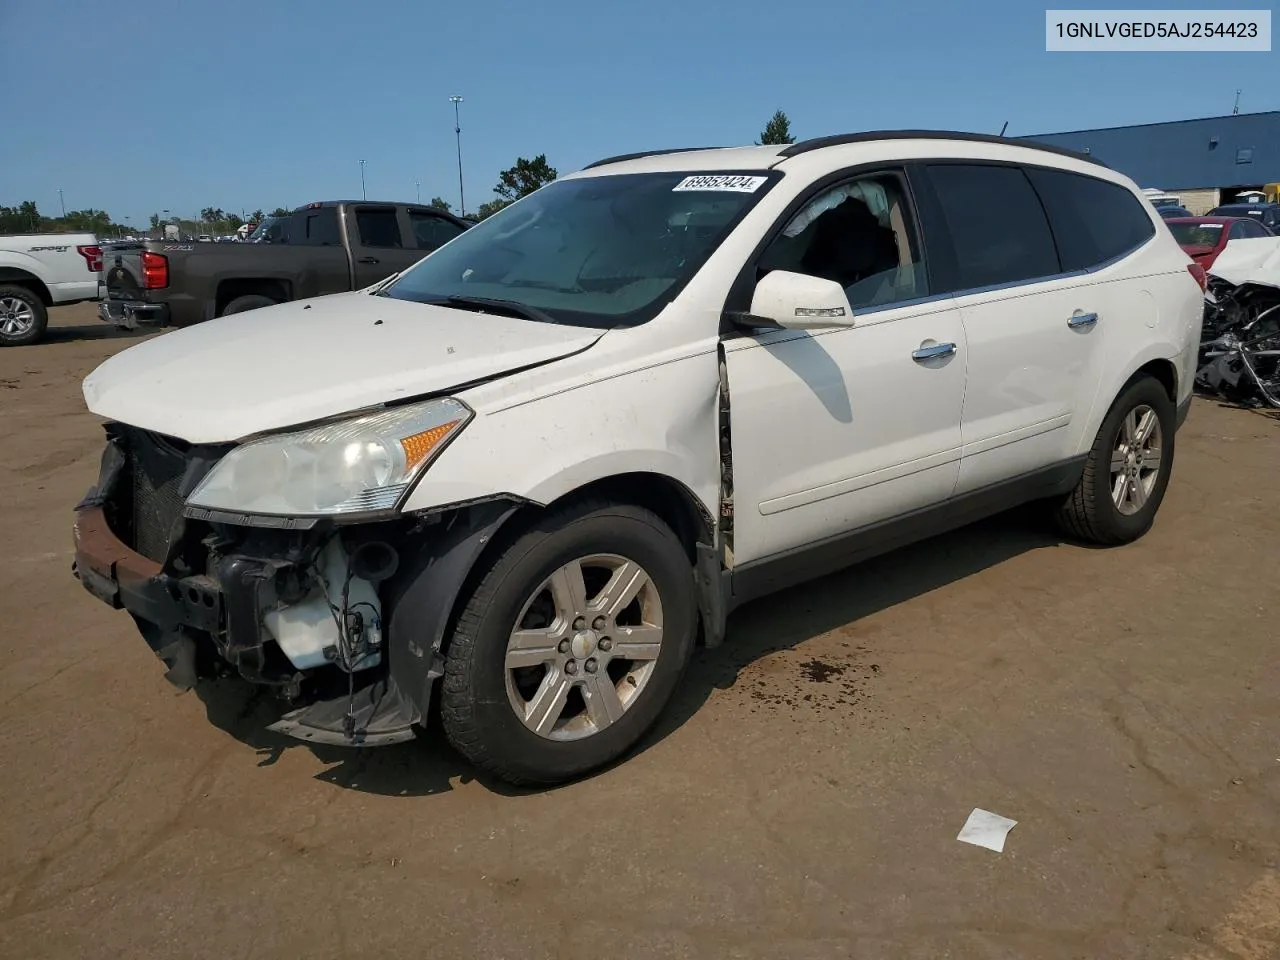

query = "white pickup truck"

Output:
[[0, 233, 102, 346]]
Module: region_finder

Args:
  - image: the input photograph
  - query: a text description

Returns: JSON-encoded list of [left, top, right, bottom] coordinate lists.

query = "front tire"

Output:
[[1056, 374, 1176, 545], [441, 501, 697, 786], [0, 285, 48, 347]]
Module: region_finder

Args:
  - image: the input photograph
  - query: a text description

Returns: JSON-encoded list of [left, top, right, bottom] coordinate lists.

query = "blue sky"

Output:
[[2, 0, 1276, 227]]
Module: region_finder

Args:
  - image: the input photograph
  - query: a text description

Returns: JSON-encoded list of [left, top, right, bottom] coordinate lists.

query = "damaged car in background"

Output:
[[1196, 235, 1280, 408], [73, 131, 1203, 786]]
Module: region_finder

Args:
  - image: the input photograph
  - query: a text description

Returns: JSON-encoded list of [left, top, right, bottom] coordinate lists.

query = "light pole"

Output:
[[359, 159, 367, 200], [58, 188, 66, 218], [450, 96, 465, 216], [416, 180, 421, 203]]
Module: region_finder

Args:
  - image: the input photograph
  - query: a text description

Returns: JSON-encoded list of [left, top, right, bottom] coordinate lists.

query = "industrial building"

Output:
[[1024, 110, 1280, 214]]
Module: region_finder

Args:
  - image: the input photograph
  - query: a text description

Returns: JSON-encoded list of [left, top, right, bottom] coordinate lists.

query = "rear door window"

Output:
[[353, 207, 404, 248], [924, 163, 1060, 290], [289, 208, 341, 246], [1024, 167, 1156, 271]]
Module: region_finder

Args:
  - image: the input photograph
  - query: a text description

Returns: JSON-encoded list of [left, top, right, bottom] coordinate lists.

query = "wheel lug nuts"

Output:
[[585, 659, 598, 673], [573, 616, 586, 630], [592, 616, 606, 631], [565, 661, 578, 676], [598, 638, 612, 651], [557, 639, 570, 654]]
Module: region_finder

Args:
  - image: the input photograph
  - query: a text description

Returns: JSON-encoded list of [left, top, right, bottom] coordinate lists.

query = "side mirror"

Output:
[[737, 270, 855, 331]]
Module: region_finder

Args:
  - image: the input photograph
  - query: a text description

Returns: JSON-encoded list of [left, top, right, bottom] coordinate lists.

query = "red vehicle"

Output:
[[1164, 216, 1276, 271]]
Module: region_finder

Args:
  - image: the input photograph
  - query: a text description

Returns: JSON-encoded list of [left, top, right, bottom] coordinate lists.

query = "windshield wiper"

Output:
[[429, 295, 558, 325]]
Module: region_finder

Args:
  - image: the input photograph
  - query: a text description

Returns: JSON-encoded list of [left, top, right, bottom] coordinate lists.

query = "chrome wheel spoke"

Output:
[[1121, 410, 1139, 446], [582, 674, 625, 729], [1133, 409, 1157, 446], [1110, 449, 1128, 472], [547, 560, 588, 620], [525, 672, 572, 735], [1141, 445, 1162, 472], [609, 626, 663, 661], [593, 560, 648, 618], [506, 629, 561, 669], [1129, 475, 1149, 510], [1111, 472, 1128, 508]]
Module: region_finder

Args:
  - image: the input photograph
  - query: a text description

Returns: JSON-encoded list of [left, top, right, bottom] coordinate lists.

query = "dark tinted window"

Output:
[[289, 208, 341, 246], [408, 211, 467, 251], [1237, 218, 1273, 238], [926, 163, 1059, 289], [1025, 167, 1156, 271], [354, 208, 403, 248]]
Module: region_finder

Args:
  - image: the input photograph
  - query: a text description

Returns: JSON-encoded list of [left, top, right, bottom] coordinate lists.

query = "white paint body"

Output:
[[82, 137, 1203, 573], [0, 233, 100, 303]]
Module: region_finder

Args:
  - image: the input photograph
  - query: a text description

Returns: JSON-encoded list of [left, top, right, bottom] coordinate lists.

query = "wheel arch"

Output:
[[1077, 346, 1182, 457], [0, 268, 53, 306], [383, 470, 723, 721]]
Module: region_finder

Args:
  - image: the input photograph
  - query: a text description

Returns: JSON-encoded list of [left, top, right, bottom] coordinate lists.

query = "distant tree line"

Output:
[[5, 113, 794, 238]]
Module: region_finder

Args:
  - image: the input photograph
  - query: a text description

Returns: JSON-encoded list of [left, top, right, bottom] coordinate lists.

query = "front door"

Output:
[[723, 169, 968, 567]]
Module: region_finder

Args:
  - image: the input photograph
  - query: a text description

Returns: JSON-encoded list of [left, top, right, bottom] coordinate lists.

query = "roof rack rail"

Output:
[[581, 146, 720, 170], [775, 130, 1107, 167]]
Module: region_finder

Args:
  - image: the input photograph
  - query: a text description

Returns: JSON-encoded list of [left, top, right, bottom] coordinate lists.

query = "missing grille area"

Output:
[[126, 429, 192, 563]]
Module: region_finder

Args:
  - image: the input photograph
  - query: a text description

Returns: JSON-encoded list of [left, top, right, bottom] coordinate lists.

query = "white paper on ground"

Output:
[[957, 808, 1018, 853]]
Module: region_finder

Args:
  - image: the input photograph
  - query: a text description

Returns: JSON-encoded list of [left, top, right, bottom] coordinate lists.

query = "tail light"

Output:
[[76, 244, 103, 273], [141, 251, 169, 289], [1187, 262, 1207, 292]]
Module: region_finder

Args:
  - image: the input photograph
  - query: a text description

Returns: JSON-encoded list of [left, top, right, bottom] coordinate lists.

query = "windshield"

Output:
[[1168, 222, 1224, 247], [379, 171, 778, 326]]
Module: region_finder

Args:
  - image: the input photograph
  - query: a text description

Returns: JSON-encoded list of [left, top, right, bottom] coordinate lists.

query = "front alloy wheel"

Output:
[[505, 554, 664, 740], [441, 502, 697, 786], [1109, 403, 1164, 516]]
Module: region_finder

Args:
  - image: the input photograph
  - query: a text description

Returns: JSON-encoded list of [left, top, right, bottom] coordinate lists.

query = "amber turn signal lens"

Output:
[[399, 419, 462, 471]]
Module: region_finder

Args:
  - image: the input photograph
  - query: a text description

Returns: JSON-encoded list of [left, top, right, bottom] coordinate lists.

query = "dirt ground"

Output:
[[1, 302, 1277, 960]]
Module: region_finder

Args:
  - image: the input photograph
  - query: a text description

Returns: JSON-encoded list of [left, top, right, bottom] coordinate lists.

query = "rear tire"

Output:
[[220, 294, 278, 316], [441, 501, 697, 786], [1055, 375, 1175, 545], [0, 285, 48, 347]]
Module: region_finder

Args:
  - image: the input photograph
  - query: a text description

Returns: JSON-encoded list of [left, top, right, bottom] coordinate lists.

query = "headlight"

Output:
[[186, 397, 472, 517]]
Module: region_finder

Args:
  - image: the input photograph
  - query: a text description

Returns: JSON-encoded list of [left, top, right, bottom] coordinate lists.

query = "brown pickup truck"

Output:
[[97, 200, 472, 328]]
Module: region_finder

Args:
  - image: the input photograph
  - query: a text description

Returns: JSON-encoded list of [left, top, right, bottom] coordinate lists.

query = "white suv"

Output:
[[73, 131, 1204, 784]]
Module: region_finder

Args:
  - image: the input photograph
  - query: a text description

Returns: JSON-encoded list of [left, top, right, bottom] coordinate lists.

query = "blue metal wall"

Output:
[[1023, 111, 1280, 189]]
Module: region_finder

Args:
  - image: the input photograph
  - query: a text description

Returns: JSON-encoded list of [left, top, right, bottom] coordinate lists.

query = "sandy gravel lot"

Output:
[[1, 303, 1277, 959]]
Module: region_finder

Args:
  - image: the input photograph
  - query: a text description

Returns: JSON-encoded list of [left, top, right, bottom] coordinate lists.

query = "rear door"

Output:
[[285, 207, 352, 296], [347, 204, 428, 288], [915, 161, 1153, 494]]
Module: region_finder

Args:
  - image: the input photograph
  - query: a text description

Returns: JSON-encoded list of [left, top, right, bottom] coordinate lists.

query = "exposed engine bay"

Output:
[[1196, 237, 1280, 409]]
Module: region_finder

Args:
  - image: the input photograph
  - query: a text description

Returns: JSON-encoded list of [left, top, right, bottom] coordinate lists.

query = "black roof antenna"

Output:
[[999, 121, 1009, 137]]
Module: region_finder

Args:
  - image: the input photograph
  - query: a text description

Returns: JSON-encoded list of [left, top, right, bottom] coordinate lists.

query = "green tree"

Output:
[[494, 154, 558, 203], [149, 213, 162, 230], [428, 196, 453, 213], [756, 110, 796, 145], [270, 207, 290, 217], [474, 199, 509, 220], [251, 209, 265, 222]]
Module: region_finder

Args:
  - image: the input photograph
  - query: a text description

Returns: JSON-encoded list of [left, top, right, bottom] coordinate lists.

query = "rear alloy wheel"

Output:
[[441, 502, 697, 786], [1056, 374, 1175, 545], [0, 286, 48, 347]]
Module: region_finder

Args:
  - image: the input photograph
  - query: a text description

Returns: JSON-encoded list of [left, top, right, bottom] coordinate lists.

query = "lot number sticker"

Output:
[[672, 175, 767, 193]]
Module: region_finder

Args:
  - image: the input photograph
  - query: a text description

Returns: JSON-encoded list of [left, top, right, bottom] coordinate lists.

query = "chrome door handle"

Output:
[[912, 341, 957, 362], [1068, 312, 1098, 329]]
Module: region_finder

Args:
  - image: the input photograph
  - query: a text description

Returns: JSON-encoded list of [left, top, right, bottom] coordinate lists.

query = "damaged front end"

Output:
[[1197, 237, 1280, 409], [72, 423, 518, 747]]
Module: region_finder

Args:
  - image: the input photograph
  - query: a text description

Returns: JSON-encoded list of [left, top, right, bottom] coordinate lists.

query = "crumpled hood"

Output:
[[83, 292, 605, 443], [1207, 236, 1280, 288]]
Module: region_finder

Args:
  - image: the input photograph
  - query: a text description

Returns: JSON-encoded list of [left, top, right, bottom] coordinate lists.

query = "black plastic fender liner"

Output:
[[383, 498, 525, 719]]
